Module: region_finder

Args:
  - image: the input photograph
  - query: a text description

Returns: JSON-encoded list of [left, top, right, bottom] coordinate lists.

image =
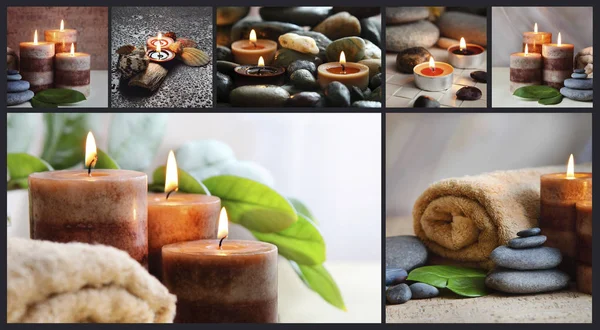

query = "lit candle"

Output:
[[509, 43, 542, 92], [576, 200, 592, 295], [55, 43, 91, 97], [447, 37, 485, 69], [413, 56, 454, 91], [522, 23, 552, 54], [28, 132, 149, 266], [146, 42, 176, 62], [542, 32, 574, 89], [147, 150, 221, 281], [317, 51, 370, 89], [234, 56, 286, 87], [162, 209, 278, 323], [147, 31, 174, 50], [44, 19, 78, 54], [19, 30, 55, 93], [540, 154, 592, 276], [231, 29, 278, 65]]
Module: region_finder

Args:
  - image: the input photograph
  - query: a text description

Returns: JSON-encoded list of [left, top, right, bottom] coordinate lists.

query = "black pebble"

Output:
[[386, 283, 412, 305], [517, 227, 542, 237], [456, 86, 482, 100], [386, 268, 408, 286], [470, 71, 487, 83], [349, 86, 366, 103], [370, 73, 382, 90], [413, 95, 440, 108], [216, 72, 233, 102], [216, 46, 233, 62], [287, 60, 317, 77], [325, 81, 351, 107], [352, 100, 381, 108], [286, 91, 323, 107]]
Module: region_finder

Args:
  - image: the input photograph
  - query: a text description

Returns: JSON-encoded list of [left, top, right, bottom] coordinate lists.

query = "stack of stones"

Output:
[[560, 69, 593, 102], [7, 70, 34, 106], [386, 7, 438, 53], [486, 228, 570, 294]]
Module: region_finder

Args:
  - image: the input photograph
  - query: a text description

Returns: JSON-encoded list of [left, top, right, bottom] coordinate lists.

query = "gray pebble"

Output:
[[574, 69, 586, 74], [517, 228, 541, 237], [7, 69, 19, 75], [386, 235, 428, 272], [409, 283, 439, 299], [485, 268, 569, 294], [490, 246, 562, 270], [571, 72, 588, 79], [563, 78, 593, 90], [7, 73, 22, 81], [560, 87, 593, 101], [7, 90, 34, 106], [352, 100, 381, 108], [386, 283, 412, 304], [290, 69, 319, 90], [508, 235, 547, 249], [386, 268, 408, 286], [7, 80, 30, 93]]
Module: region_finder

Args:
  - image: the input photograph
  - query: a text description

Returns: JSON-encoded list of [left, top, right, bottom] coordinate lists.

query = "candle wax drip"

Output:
[[326, 66, 360, 75], [420, 67, 445, 76]]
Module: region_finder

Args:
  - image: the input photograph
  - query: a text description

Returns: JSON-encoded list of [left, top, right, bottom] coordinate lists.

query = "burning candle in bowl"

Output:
[[19, 30, 55, 93], [413, 56, 454, 91], [55, 43, 91, 97], [147, 32, 174, 50], [447, 37, 485, 69], [523, 23, 552, 54], [231, 29, 277, 65], [146, 43, 175, 63], [509, 44, 542, 92], [317, 51, 370, 89], [234, 56, 285, 87], [542, 32, 574, 89], [44, 19, 77, 54]]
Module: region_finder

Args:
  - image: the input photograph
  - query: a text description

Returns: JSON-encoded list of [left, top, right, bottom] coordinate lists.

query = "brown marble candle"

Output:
[[19, 30, 54, 93], [55, 45, 91, 97], [542, 33, 574, 89], [576, 201, 592, 295], [510, 45, 542, 93], [44, 20, 77, 54], [522, 24, 551, 54]]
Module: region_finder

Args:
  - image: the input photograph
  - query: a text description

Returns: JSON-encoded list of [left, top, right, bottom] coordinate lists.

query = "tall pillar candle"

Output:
[[522, 23, 551, 54], [44, 20, 77, 54], [55, 45, 91, 97], [19, 30, 54, 93], [510, 45, 542, 92], [576, 201, 592, 294], [542, 33, 574, 89]]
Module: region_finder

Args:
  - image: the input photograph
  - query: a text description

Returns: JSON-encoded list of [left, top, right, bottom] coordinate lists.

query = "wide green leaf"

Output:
[[152, 165, 210, 195], [94, 148, 120, 169], [41, 113, 90, 169], [538, 94, 563, 105], [447, 277, 487, 297], [407, 265, 488, 297], [290, 261, 346, 311], [202, 175, 297, 232], [289, 197, 318, 224], [31, 97, 58, 108], [108, 113, 167, 171], [252, 214, 325, 265], [34, 88, 86, 104], [7, 153, 53, 189], [513, 86, 560, 100], [7, 113, 36, 153]]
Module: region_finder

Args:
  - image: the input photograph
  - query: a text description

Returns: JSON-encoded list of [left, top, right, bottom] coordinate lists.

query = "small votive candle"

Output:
[[231, 29, 277, 65], [44, 19, 77, 54], [413, 56, 454, 91], [147, 32, 174, 50], [522, 23, 552, 54], [447, 37, 485, 69], [317, 51, 369, 90]]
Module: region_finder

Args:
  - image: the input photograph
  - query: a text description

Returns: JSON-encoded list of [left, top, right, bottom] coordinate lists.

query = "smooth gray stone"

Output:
[[216, 7, 249, 26], [352, 100, 381, 108], [216, 46, 233, 62], [216, 72, 233, 103], [349, 85, 367, 103], [360, 17, 381, 47], [413, 95, 440, 108], [574, 68, 586, 74], [409, 283, 439, 299], [229, 85, 290, 107], [490, 246, 562, 270], [331, 7, 380, 20], [456, 86, 482, 100], [370, 73, 382, 90], [325, 81, 351, 107], [386, 283, 412, 304], [285, 91, 323, 107], [386, 235, 428, 272], [386, 7, 429, 24], [386, 20, 439, 52], [216, 61, 239, 76], [571, 73, 588, 79], [231, 20, 303, 42], [7, 90, 34, 106], [560, 87, 593, 101], [7, 69, 19, 75], [287, 60, 317, 77], [290, 69, 319, 90], [7, 73, 22, 81], [485, 268, 569, 294], [517, 227, 541, 237], [386, 268, 408, 286], [395, 47, 431, 73], [259, 7, 330, 27], [508, 235, 547, 249], [273, 48, 322, 69], [438, 11, 487, 47], [7, 80, 30, 93], [563, 78, 593, 90]]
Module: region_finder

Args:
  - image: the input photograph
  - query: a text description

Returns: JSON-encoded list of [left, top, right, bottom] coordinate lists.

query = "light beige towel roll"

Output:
[[413, 164, 592, 269], [7, 238, 176, 323]]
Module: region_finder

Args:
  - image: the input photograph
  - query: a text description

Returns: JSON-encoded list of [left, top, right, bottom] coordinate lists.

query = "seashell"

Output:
[[179, 47, 210, 66], [116, 44, 136, 55], [168, 42, 184, 55], [118, 52, 149, 79], [177, 37, 198, 49], [164, 31, 176, 40]]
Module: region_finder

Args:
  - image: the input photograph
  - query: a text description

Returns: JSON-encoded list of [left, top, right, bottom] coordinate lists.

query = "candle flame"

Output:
[[557, 32, 562, 46], [534, 23, 538, 33], [459, 37, 466, 51], [249, 29, 257, 43], [217, 207, 229, 240], [158, 32, 162, 39], [165, 150, 179, 194], [339, 51, 346, 65], [70, 43, 75, 56], [566, 154, 575, 179], [429, 56, 435, 70], [60, 19, 64, 31], [34, 30, 38, 44], [85, 132, 97, 169], [258, 56, 265, 67], [524, 43, 529, 55]]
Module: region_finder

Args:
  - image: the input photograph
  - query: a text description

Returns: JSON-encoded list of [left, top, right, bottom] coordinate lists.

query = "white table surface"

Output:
[[491, 67, 593, 108], [9, 70, 108, 108]]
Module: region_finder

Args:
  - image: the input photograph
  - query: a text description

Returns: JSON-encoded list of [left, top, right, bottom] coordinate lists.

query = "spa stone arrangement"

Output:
[[216, 7, 382, 108]]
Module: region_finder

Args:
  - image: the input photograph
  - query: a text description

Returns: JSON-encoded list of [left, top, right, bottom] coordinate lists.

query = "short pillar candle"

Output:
[[19, 30, 54, 93], [522, 23, 551, 54], [509, 44, 542, 92], [542, 33, 574, 89], [44, 20, 77, 54], [55, 44, 91, 97]]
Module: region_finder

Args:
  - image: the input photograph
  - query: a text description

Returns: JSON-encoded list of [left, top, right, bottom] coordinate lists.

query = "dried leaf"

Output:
[[116, 45, 136, 55]]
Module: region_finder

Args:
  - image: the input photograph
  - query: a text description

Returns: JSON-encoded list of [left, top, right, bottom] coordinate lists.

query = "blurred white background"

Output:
[[386, 113, 592, 217], [492, 7, 593, 67]]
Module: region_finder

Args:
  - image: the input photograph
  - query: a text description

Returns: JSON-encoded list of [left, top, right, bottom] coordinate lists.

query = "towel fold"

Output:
[[412, 164, 592, 269], [8, 238, 177, 323]]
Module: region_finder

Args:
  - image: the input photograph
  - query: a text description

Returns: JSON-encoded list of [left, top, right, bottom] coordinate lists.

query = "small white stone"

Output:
[[278, 33, 319, 55]]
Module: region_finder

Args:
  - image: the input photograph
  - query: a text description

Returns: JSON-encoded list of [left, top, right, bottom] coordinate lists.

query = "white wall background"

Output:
[[22, 113, 382, 262], [386, 113, 592, 217], [492, 7, 593, 67]]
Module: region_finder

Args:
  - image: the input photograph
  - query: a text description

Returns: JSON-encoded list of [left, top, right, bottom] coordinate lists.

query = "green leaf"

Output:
[[290, 261, 346, 311], [94, 148, 120, 169], [34, 88, 86, 104], [202, 175, 297, 233], [151, 165, 210, 195], [407, 265, 488, 297], [41, 113, 90, 170], [538, 94, 563, 105], [513, 86, 560, 100], [31, 97, 58, 108], [7, 113, 37, 153], [108, 113, 167, 171], [7, 153, 54, 189], [252, 214, 325, 265], [289, 197, 318, 224]]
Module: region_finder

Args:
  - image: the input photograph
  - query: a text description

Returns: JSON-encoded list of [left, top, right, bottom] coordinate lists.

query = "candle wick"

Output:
[[251, 41, 257, 48], [87, 156, 97, 177], [219, 236, 227, 249], [341, 64, 346, 74], [258, 68, 262, 75], [166, 189, 177, 200]]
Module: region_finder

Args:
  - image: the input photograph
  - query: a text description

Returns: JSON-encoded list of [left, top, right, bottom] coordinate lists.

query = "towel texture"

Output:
[[7, 238, 176, 323], [413, 164, 592, 269]]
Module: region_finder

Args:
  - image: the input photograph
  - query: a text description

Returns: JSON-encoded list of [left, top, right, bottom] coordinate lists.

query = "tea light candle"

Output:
[[162, 209, 278, 323], [447, 37, 485, 69], [231, 29, 277, 65], [147, 32, 174, 50], [234, 56, 285, 87], [522, 23, 552, 54], [44, 19, 77, 54], [509, 44, 542, 92], [147, 151, 221, 280], [28, 132, 149, 266], [317, 51, 369, 90], [413, 56, 454, 91], [540, 154, 592, 276], [19, 30, 54, 93], [146, 43, 175, 63], [542, 33, 574, 89], [55, 43, 91, 97]]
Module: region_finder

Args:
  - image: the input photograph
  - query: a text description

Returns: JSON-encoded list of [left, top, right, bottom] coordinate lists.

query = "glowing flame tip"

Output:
[[534, 23, 538, 33], [85, 132, 97, 168], [459, 37, 466, 51], [60, 20, 64, 31], [165, 150, 179, 193], [339, 51, 346, 65], [249, 29, 257, 43], [258, 56, 265, 67], [217, 208, 229, 239], [557, 32, 562, 46], [429, 56, 435, 70], [566, 154, 575, 179]]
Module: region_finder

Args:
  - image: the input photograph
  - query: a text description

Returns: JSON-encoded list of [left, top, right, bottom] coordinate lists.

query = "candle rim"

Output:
[[147, 191, 220, 205], [29, 169, 146, 181], [163, 239, 277, 256], [541, 172, 592, 179], [318, 62, 369, 76], [413, 61, 454, 77]]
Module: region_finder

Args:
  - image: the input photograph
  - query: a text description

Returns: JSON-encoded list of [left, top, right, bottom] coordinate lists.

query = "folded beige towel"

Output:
[[8, 238, 176, 323], [413, 164, 592, 269]]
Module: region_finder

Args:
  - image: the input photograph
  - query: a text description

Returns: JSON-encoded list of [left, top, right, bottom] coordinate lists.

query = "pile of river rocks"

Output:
[[7, 70, 34, 106]]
